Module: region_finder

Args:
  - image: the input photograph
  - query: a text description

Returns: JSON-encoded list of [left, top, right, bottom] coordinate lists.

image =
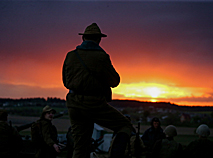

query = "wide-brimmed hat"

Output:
[[79, 23, 107, 37], [42, 105, 56, 114]]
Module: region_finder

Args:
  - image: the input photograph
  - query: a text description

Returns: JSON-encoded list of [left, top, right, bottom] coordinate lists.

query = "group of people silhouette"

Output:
[[139, 117, 213, 158], [1, 107, 213, 158]]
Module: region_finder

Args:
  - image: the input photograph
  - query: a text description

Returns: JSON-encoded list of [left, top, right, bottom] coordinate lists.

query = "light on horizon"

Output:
[[112, 82, 213, 106]]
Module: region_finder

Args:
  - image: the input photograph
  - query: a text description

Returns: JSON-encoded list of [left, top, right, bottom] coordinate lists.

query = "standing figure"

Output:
[[66, 126, 74, 158], [184, 124, 213, 158], [32, 105, 61, 158], [141, 117, 165, 157], [62, 23, 133, 158], [151, 125, 183, 158], [0, 109, 23, 158], [109, 115, 146, 158]]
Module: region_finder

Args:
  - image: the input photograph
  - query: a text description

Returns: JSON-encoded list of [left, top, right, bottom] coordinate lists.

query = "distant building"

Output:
[[180, 113, 191, 122]]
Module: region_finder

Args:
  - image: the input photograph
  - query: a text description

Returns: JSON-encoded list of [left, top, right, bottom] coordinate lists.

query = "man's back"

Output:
[[142, 126, 164, 147], [0, 121, 22, 157], [184, 138, 213, 158], [159, 139, 181, 158], [63, 48, 118, 92], [63, 40, 120, 109]]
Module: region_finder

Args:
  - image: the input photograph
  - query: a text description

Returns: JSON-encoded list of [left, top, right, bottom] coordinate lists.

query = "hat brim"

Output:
[[78, 33, 107, 37], [44, 109, 56, 114]]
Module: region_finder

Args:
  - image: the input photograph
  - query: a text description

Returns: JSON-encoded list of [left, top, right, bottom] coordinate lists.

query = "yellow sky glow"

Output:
[[112, 82, 212, 105]]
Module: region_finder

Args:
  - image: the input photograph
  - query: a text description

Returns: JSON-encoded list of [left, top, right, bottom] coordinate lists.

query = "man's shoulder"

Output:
[[144, 127, 153, 133], [66, 50, 76, 56], [67, 49, 108, 57], [187, 139, 201, 147], [159, 127, 164, 132], [37, 119, 51, 126], [0, 121, 10, 131], [198, 138, 213, 144], [0, 121, 8, 126], [78, 48, 107, 54]]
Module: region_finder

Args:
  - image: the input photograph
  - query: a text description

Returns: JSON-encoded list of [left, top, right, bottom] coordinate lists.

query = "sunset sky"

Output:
[[1, 0, 213, 106]]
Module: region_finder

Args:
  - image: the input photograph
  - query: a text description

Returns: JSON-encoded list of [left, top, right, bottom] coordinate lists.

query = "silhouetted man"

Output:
[[141, 117, 165, 157], [151, 125, 183, 158], [0, 109, 23, 158], [184, 124, 213, 158], [32, 106, 61, 158], [62, 23, 133, 158]]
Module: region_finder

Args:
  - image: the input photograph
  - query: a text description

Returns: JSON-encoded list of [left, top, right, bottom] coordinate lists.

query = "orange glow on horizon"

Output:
[[112, 82, 213, 106], [150, 99, 157, 102]]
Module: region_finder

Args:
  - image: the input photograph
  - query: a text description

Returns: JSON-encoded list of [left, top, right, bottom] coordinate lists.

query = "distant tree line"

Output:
[[8, 107, 42, 117], [110, 99, 213, 112], [0, 97, 66, 107]]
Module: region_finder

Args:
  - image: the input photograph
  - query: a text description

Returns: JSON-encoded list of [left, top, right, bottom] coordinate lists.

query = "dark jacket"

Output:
[[62, 41, 120, 107], [141, 126, 165, 151], [124, 133, 146, 158], [151, 137, 183, 158], [35, 119, 58, 158], [184, 137, 213, 158], [0, 121, 23, 158]]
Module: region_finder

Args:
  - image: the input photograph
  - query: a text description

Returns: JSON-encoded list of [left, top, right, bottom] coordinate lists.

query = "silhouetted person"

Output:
[[0, 109, 23, 158], [184, 124, 213, 158], [33, 106, 61, 158], [141, 117, 165, 157], [110, 114, 146, 158], [66, 126, 74, 158], [151, 125, 183, 158], [62, 23, 133, 158]]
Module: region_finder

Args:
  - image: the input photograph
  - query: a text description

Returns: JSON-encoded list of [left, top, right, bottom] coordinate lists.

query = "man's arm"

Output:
[[103, 54, 120, 88], [141, 129, 151, 147], [62, 56, 67, 89], [41, 122, 56, 147]]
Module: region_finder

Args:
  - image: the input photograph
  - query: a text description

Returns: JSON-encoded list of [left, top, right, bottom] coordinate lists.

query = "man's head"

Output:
[[0, 109, 8, 121], [164, 125, 177, 138], [151, 117, 160, 129], [196, 124, 210, 138], [41, 105, 56, 121], [79, 23, 107, 44]]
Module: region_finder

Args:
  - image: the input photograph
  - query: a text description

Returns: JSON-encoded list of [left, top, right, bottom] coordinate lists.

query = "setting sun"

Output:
[[143, 87, 163, 98], [112, 82, 213, 106], [112, 82, 168, 101]]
